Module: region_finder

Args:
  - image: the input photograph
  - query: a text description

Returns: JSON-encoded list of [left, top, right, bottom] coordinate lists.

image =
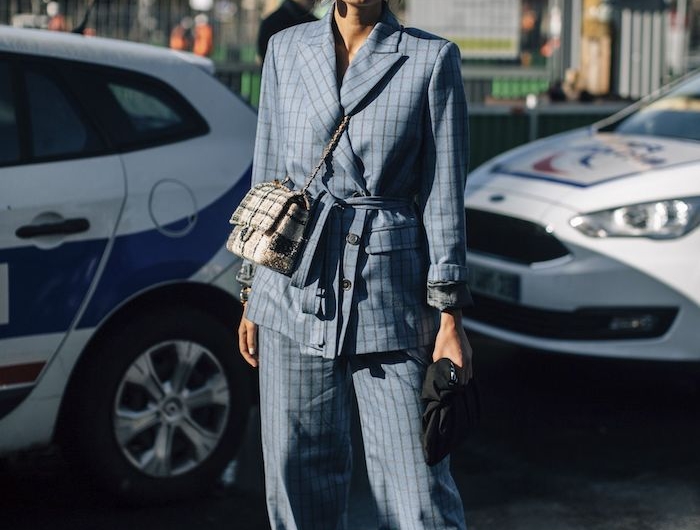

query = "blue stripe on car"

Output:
[[78, 165, 252, 328], [0, 240, 106, 338]]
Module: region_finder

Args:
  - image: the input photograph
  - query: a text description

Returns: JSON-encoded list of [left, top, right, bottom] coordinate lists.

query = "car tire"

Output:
[[63, 306, 250, 504]]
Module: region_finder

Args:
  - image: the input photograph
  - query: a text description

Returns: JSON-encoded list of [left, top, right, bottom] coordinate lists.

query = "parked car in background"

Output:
[[463, 71, 700, 361], [0, 27, 256, 502]]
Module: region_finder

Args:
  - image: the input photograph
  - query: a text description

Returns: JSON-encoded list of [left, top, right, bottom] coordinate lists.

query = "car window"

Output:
[[606, 75, 700, 142], [108, 83, 184, 134], [25, 68, 104, 159], [65, 66, 208, 151], [0, 61, 20, 165]]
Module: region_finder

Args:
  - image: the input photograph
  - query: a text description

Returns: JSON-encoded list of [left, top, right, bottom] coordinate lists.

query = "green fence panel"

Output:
[[469, 104, 626, 170], [469, 111, 529, 169], [215, 63, 262, 107], [537, 112, 610, 138]]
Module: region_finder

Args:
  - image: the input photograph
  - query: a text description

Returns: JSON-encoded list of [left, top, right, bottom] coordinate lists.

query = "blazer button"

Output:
[[346, 233, 360, 245], [341, 279, 352, 291]]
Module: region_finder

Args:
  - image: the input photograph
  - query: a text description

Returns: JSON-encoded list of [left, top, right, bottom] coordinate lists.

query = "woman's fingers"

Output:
[[432, 322, 474, 384], [238, 316, 259, 368], [246, 318, 257, 360]]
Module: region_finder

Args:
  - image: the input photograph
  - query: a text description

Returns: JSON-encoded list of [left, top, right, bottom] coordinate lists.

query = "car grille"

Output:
[[464, 294, 678, 340], [465, 209, 570, 264]]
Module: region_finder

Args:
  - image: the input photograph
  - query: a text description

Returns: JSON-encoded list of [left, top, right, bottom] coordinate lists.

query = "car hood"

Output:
[[466, 129, 700, 212], [490, 131, 700, 187]]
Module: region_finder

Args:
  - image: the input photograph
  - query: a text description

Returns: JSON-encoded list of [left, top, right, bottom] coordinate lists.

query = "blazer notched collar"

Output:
[[296, 5, 405, 185]]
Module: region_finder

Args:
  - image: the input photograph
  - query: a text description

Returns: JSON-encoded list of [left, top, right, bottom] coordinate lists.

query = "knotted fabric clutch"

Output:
[[421, 358, 481, 466], [226, 116, 349, 276]]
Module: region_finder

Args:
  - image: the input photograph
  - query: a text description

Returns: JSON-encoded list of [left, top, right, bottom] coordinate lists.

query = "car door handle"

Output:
[[16, 218, 90, 239]]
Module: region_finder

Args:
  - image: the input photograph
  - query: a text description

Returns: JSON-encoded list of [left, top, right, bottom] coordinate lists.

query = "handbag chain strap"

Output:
[[282, 115, 350, 195]]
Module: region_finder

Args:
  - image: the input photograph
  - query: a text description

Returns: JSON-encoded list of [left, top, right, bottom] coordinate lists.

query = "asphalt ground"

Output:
[[3, 335, 700, 530]]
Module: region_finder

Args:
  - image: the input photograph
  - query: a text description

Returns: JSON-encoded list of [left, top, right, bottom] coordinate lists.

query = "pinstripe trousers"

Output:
[[258, 327, 467, 530]]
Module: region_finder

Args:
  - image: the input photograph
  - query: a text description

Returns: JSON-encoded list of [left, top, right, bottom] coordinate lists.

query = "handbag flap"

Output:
[[230, 181, 305, 231]]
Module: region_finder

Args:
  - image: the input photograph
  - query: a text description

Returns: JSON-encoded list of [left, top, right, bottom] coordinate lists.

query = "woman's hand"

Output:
[[238, 307, 259, 368], [432, 309, 473, 382]]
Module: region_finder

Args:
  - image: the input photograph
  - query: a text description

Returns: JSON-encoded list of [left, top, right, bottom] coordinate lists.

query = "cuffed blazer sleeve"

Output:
[[237, 36, 285, 288], [418, 42, 473, 310]]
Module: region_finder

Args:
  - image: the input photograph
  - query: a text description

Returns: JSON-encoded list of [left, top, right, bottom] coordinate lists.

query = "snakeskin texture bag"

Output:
[[226, 116, 349, 276]]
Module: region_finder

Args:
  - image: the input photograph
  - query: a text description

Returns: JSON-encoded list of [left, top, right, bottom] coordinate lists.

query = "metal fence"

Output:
[[1, 0, 265, 61], [612, 0, 668, 99], [215, 62, 262, 107], [3, 0, 191, 42], [5, 0, 695, 103]]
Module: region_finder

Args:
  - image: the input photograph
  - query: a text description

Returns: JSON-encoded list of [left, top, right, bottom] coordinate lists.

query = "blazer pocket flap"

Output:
[[366, 224, 420, 254]]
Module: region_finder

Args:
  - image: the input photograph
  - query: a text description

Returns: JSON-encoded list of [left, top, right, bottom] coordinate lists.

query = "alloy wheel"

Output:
[[113, 340, 230, 477]]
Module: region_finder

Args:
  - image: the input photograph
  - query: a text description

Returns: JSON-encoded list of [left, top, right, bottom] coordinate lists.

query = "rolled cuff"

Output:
[[427, 263, 470, 283], [427, 281, 474, 310]]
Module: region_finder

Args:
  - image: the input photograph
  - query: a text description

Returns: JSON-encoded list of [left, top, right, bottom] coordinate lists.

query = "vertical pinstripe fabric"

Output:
[[259, 328, 353, 530], [259, 327, 467, 530]]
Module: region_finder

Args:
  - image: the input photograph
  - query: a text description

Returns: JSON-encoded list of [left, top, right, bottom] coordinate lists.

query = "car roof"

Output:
[[0, 26, 214, 76]]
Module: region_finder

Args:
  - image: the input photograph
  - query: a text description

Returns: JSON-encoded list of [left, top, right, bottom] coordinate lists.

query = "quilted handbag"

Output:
[[226, 116, 349, 276]]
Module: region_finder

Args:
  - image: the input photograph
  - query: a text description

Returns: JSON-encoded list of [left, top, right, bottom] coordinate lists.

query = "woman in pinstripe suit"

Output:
[[237, 1, 473, 528]]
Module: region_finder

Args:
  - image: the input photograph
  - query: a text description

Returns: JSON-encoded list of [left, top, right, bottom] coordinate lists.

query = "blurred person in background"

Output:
[[46, 1, 67, 31], [170, 16, 194, 51], [257, 0, 317, 61], [193, 14, 214, 56], [520, 1, 539, 66]]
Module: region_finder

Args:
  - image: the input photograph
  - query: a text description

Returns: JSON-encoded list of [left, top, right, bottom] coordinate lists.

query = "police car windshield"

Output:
[[606, 74, 700, 142]]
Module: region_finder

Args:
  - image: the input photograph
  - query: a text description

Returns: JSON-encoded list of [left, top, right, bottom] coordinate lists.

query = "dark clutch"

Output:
[[421, 358, 481, 466]]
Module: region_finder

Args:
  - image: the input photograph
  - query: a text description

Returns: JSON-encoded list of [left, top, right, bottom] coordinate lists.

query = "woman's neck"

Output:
[[333, 1, 383, 58]]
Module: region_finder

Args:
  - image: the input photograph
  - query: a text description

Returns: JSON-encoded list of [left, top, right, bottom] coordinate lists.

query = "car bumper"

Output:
[[463, 203, 700, 361]]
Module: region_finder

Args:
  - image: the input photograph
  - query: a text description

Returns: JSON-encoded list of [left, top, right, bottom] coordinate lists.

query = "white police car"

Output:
[[0, 27, 256, 501], [464, 72, 700, 361]]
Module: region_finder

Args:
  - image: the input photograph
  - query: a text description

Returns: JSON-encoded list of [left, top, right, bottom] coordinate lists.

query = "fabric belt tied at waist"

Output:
[[290, 193, 414, 315]]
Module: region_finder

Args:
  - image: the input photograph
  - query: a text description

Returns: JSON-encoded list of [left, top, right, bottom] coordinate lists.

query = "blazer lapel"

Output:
[[295, 5, 405, 190], [339, 7, 404, 115], [297, 12, 342, 144], [296, 10, 362, 186]]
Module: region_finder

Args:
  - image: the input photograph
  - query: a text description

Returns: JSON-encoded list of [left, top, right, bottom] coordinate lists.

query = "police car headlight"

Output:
[[570, 198, 700, 239]]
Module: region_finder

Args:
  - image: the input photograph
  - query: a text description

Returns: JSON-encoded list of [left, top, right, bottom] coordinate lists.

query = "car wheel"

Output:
[[64, 307, 250, 504]]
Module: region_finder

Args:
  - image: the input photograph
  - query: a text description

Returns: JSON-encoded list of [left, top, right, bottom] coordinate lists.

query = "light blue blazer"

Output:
[[246, 5, 472, 358]]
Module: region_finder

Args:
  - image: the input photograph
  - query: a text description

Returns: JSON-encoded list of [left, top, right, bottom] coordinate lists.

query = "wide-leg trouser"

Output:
[[258, 327, 467, 530]]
